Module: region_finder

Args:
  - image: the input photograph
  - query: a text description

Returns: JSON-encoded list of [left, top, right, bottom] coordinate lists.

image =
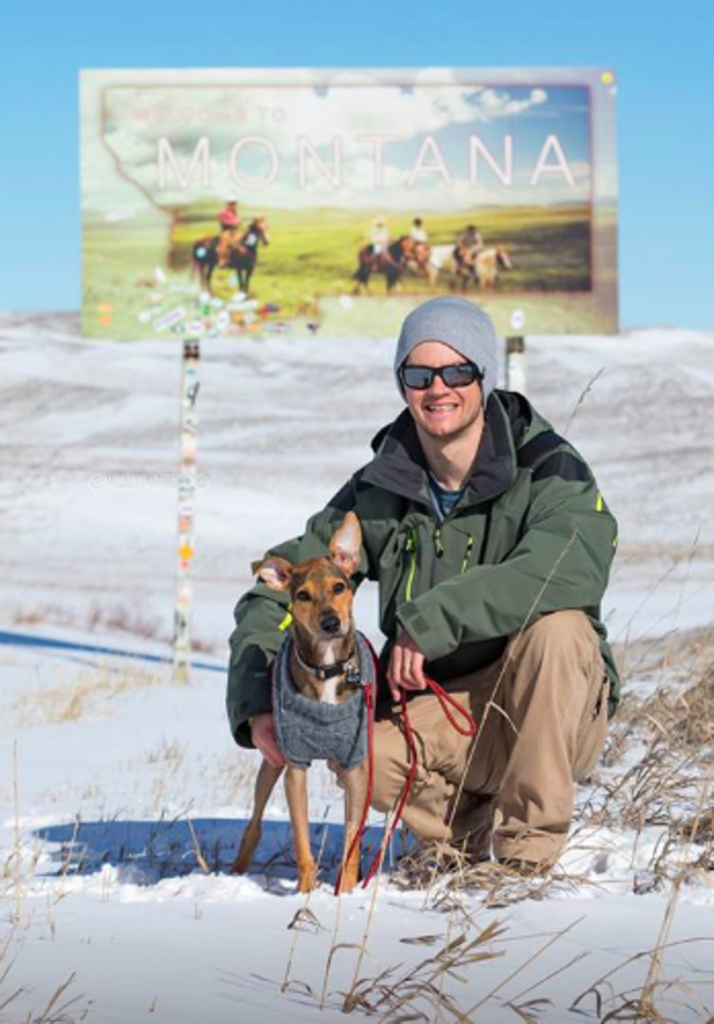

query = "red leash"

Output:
[[335, 667, 478, 894]]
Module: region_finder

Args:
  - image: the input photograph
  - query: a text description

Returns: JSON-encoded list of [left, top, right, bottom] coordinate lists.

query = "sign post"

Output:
[[505, 336, 527, 395], [173, 340, 200, 684]]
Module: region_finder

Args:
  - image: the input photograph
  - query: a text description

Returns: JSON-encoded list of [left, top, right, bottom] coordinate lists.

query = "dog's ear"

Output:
[[252, 555, 293, 592], [329, 511, 363, 578]]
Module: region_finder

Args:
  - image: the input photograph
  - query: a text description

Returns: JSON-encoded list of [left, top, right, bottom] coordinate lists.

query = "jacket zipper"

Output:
[[405, 528, 418, 602], [430, 526, 444, 589], [461, 534, 474, 573], [405, 526, 474, 602]]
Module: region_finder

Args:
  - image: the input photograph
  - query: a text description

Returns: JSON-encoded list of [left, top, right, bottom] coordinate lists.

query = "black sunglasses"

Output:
[[399, 361, 484, 391]]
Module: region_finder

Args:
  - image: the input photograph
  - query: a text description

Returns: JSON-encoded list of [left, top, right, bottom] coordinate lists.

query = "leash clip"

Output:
[[345, 664, 362, 686]]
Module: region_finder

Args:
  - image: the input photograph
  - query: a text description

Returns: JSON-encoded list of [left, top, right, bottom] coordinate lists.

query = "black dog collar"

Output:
[[294, 646, 360, 683]]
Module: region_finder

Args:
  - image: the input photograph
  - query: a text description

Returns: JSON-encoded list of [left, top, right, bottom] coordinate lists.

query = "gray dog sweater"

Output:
[[272, 631, 375, 771]]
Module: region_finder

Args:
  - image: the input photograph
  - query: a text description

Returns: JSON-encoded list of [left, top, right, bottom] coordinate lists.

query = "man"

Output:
[[454, 224, 484, 278], [370, 216, 390, 257], [216, 196, 242, 268], [218, 196, 241, 231], [227, 296, 619, 871], [409, 218, 428, 244], [406, 218, 431, 276]]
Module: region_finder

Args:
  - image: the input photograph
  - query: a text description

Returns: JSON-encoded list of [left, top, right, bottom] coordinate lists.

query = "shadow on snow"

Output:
[[34, 817, 414, 890]]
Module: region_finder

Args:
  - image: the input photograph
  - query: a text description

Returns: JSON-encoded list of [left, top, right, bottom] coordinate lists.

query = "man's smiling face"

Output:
[[403, 340, 484, 443]]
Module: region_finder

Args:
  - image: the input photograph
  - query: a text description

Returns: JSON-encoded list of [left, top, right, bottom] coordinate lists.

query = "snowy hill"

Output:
[[0, 313, 713, 1023]]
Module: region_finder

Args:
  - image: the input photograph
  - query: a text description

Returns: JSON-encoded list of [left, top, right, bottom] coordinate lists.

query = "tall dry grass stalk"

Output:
[[22, 970, 89, 1023], [0, 928, 25, 1016], [569, 936, 714, 1022], [282, 807, 332, 996], [0, 930, 89, 1023], [342, 811, 394, 1013], [186, 818, 210, 875], [13, 739, 24, 926], [561, 366, 605, 436], [463, 915, 584, 1017], [638, 774, 713, 1018], [341, 919, 507, 1021]]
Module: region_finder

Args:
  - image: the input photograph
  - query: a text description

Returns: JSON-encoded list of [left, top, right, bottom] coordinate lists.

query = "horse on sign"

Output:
[[191, 218, 270, 294]]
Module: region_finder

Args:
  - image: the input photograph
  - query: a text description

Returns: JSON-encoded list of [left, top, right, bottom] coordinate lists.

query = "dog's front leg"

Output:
[[231, 759, 284, 875], [338, 762, 369, 894], [284, 765, 316, 892]]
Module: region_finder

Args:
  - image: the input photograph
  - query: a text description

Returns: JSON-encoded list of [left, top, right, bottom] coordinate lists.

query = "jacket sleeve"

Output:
[[226, 482, 368, 747], [397, 469, 617, 662]]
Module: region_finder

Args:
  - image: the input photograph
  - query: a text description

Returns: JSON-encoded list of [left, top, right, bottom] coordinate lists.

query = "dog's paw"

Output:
[[296, 861, 318, 893], [336, 871, 359, 895]]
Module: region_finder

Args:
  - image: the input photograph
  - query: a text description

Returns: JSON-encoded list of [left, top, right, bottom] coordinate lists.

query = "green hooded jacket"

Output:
[[227, 390, 620, 748]]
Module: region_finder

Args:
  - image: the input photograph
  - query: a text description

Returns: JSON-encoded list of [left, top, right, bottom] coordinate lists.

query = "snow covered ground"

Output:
[[1, 312, 713, 1022]]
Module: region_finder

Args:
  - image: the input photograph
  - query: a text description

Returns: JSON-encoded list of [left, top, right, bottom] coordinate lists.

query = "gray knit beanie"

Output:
[[394, 297, 498, 406]]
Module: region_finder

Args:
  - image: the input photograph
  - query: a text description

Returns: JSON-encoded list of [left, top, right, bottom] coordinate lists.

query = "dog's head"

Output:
[[252, 512, 362, 642]]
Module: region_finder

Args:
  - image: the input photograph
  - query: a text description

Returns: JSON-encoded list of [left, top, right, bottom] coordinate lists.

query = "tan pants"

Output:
[[372, 610, 609, 865]]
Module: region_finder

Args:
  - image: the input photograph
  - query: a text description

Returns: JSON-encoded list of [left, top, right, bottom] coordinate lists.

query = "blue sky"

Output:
[[1, 0, 712, 329]]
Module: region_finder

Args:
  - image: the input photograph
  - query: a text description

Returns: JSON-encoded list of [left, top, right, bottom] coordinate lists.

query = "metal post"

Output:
[[173, 339, 201, 684], [505, 335, 527, 395]]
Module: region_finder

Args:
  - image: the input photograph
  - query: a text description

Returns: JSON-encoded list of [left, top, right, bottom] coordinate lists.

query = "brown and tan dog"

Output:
[[231, 512, 369, 893]]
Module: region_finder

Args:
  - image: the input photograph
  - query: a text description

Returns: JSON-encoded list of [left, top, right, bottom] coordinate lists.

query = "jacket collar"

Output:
[[362, 392, 519, 511]]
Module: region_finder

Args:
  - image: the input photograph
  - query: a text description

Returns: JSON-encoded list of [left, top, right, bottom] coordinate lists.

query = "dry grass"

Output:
[[392, 844, 581, 910], [0, 948, 90, 1024], [145, 736, 189, 766], [13, 663, 171, 727], [12, 600, 162, 644], [1, 876, 89, 1023], [324, 626, 714, 1022], [341, 921, 507, 1020], [644, 667, 714, 751], [583, 629, 714, 875], [11, 600, 220, 656]]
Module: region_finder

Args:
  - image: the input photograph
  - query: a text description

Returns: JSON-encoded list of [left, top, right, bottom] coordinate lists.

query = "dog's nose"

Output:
[[320, 613, 341, 635]]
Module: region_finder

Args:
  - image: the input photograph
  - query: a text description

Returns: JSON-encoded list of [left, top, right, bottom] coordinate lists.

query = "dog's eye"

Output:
[[295, 590, 311, 602], [332, 582, 346, 595]]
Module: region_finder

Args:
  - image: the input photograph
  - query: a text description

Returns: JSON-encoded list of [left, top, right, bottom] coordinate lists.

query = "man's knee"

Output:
[[521, 609, 592, 645], [510, 611, 597, 669], [503, 610, 602, 713]]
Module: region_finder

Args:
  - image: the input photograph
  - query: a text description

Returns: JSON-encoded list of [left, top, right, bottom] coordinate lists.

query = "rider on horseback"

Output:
[[217, 197, 244, 268], [408, 217, 431, 271], [409, 217, 429, 244], [219, 196, 241, 229], [454, 224, 484, 278], [369, 216, 396, 266]]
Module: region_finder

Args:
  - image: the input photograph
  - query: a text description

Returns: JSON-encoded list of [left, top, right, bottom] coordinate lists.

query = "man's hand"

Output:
[[251, 712, 286, 768], [387, 629, 427, 702]]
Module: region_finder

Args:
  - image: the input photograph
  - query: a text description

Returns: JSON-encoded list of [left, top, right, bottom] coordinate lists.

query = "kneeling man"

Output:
[[227, 296, 619, 872]]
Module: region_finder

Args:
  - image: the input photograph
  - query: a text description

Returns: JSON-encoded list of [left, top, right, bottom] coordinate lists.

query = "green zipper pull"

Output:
[[405, 528, 418, 602], [460, 534, 474, 573], [434, 528, 444, 558]]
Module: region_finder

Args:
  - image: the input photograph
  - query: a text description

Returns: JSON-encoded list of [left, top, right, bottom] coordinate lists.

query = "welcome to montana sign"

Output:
[[81, 67, 618, 340]]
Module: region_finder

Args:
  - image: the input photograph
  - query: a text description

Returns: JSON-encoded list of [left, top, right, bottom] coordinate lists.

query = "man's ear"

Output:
[[329, 511, 363, 578], [252, 556, 293, 592]]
